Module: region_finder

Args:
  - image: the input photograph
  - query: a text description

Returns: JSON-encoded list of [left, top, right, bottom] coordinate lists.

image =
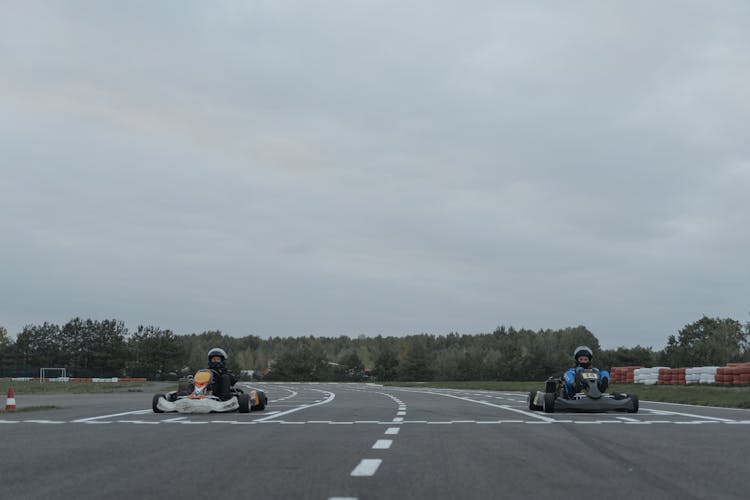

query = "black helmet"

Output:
[[573, 345, 593, 368], [208, 347, 228, 370]]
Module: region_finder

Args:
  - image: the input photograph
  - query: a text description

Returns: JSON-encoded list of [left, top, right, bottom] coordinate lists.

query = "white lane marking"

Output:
[[254, 389, 335, 422], [616, 417, 640, 422], [329, 497, 358, 500], [372, 439, 393, 449], [261, 411, 280, 416], [641, 400, 750, 412], [397, 411, 406, 416], [350, 459, 382, 477], [0, 421, 19, 424], [385, 427, 400, 435], [674, 421, 720, 425], [392, 417, 404, 422], [642, 408, 736, 422], [72, 409, 152, 423], [24, 419, 750, 426], [163, 417, 189, 423], [391, 388, 559, 422]]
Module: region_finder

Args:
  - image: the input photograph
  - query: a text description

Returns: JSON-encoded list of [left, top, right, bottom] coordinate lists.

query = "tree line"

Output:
[[1, 316, 748, 381]]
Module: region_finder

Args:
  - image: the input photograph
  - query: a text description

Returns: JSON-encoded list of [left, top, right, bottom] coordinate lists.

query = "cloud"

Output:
[[1, 2, 749, 348]]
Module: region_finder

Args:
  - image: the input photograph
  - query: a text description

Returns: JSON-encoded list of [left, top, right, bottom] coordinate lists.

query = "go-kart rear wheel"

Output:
[[238, 393, 250, 413], [528, 391, 543, 411], [543, 392, 556, 413], [627, 393, 639, 413], [152, 394, 165, 413]]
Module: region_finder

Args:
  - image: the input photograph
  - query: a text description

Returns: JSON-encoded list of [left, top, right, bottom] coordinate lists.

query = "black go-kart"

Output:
[[528, 369, 638, 413]]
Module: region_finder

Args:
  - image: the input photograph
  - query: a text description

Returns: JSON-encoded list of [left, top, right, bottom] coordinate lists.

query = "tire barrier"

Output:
[[611, 366, 642, 384], [632, 367, 668, 385], [618, 363, 750, 386], [685, 366, 718, 384], [715, 363, 750, 385]]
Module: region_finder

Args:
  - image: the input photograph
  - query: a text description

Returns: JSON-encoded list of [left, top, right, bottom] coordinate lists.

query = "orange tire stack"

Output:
[[610, 366, 641, 384], [715, 367, 727, 385], [672, 367, 686, 385], [741, 363, 750, 385], [658, 368, 672, 385], [726, 362, 750, 385]]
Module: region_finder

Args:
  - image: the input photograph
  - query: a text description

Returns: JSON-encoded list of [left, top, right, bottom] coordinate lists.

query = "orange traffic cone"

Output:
[[5, 387, 16, 411]]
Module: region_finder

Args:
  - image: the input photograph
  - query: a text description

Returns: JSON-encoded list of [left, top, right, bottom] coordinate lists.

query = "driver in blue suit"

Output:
[[563, 346, 610, 398]]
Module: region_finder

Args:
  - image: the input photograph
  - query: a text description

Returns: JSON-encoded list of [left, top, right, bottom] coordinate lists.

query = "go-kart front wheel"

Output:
[[543, 393, 556, 413], [528, 391, 543, 411], [627, 393, 639, 413], [251, 390, 267, 411], [152, 394, 165, 413], [238, 393, 250, 413]]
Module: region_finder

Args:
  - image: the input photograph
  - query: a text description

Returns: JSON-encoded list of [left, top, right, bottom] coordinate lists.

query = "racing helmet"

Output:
[[208, 347, 228, 370], [573, 345, 593, 368]]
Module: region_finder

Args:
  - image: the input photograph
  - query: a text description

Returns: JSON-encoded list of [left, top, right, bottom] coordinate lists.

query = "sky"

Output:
[[1, 1, 748, 349]]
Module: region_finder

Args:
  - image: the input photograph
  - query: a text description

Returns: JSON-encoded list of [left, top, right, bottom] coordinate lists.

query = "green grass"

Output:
[[0, 380, 153, 395], [385, 381, 750, 409]]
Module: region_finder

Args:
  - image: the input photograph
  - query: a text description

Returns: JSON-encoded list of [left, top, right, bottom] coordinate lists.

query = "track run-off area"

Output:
[[3, 382, 749, 500]]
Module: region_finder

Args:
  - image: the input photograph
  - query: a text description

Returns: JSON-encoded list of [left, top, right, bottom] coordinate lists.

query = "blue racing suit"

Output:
[[563, 366, 610, 398]]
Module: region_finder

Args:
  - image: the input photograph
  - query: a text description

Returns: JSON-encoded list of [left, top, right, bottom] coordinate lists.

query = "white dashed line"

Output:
[[372, 439, 393, 449], [351, 459, 382, 477], [384, 427, 400, 435]]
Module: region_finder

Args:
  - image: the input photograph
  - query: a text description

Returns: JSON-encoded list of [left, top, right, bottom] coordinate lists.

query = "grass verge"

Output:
[[0, 380, 154, 395], [385, 381, 750, 409]]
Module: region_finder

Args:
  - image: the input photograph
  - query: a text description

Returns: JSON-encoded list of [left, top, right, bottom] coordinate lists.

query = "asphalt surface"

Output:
[[2, 382, 749, 500]]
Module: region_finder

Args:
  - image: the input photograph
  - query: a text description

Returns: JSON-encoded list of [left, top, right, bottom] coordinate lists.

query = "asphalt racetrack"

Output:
[[3, 382, 749, 500]]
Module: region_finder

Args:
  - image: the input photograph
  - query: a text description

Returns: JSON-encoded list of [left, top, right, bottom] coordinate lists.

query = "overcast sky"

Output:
[[1, 1, 748, 349]]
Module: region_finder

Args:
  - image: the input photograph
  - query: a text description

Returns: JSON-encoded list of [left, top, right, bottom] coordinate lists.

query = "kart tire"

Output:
[[251, 390, 267, 411], [543, 392, 556, 413], [528, 391, 543, 411], [238, 393, 250, 413], [627, 393, 639, 413], [152, 394, 165, 413]]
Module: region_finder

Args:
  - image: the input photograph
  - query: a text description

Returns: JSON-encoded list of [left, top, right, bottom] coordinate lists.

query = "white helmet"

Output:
[[573, 345, 593, 360], [208, 347, 228, 362]]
